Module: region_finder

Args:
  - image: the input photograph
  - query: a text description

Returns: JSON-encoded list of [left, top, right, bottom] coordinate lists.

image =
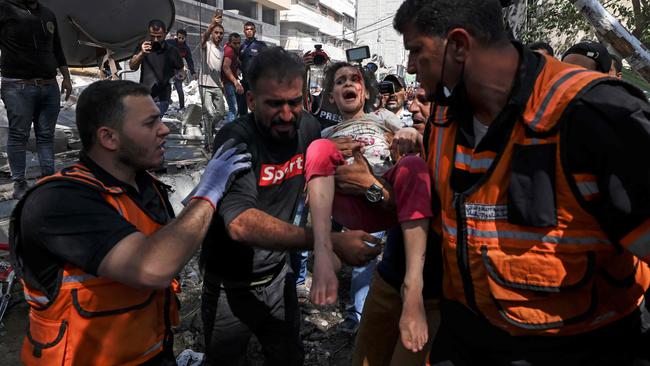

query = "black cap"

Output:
[[562, 41, 612, 73], [383, 74, 405, 91]]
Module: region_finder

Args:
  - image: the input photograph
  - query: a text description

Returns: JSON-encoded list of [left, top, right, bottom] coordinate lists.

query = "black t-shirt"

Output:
[[16, 154, 174, 299], [201, 112, 321, 281], [0, 0, 67, 79], [134, 42, 183, 101]]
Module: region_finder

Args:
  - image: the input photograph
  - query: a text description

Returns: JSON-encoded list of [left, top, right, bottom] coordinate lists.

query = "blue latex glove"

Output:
[[185, 138, 251, 209]]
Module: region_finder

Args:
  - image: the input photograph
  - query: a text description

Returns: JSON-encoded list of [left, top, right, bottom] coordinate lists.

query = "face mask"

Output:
[[432, 40, 466, 107]]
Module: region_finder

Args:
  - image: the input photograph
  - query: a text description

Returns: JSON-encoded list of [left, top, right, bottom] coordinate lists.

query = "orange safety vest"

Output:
[[427, 56, 650, 336], [10, 164, 180, 365]]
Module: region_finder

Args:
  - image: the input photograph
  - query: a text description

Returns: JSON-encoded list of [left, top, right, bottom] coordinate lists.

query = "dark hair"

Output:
[[393, 0, 507, 45], [176, 29, 187, 37], [212, 23, 225, 31], [246, 47, 304, 92], [244, 21, 256, 29], [611, 54, 623, 73], [76, 80, 150, 151], [148, 19, 166, 32], [323, 62, 377, 110], [527, 41, 554, 57], [229, 32, 241, 42]]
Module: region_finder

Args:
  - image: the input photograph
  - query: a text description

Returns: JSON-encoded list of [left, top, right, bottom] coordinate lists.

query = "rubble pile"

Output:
[[0, 76, 359, 365], [172, 255, 357, 366]]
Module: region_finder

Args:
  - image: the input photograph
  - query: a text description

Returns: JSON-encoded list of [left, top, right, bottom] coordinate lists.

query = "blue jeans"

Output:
[[347, 231, 384, 323], [224, 82, 238, 123], [290, 198, 309, 286], [156, 101, 170, 117], [1, 80, 59, 182]]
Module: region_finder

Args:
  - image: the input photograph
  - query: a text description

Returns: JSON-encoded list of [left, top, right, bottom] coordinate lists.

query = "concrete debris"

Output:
[[176, 349, 204, 366], [0, 75, 359, 365]]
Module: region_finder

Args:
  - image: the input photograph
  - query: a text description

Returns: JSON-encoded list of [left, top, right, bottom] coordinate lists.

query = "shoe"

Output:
[[12, 181, 28, 200], [338, 317, 359, 335], [297, 283, 310, 304]]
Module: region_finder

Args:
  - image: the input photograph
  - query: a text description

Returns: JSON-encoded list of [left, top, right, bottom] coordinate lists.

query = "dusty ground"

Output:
[[0, 256, 358, 366], [0, 77, 360, 365], [172, 255, 357, 366]]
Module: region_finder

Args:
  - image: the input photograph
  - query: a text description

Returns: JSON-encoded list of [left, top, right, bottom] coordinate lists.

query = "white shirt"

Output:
[[321, 109, 403, 176], [473, 116, 489, 148], [199, 41, 223, 88]]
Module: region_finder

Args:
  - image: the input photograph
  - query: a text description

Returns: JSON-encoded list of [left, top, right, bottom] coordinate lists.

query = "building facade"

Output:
[[279, 0, 356, 61], [172, 0, 288, 64], [355, 0, 406, 75]]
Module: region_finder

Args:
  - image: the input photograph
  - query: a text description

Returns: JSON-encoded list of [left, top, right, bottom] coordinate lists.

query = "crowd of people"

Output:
[[3, 0, 650, 365]]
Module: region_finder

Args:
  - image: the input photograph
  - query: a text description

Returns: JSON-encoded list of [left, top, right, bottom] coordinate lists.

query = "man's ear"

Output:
[[96, 126, 119, 151], [246, 90, 255, 112], [328, 92, 335, 104], [447, 28, 471, 63]]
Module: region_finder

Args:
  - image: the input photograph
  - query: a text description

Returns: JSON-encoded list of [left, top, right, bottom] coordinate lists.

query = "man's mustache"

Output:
[[270, 118, 298, 128]]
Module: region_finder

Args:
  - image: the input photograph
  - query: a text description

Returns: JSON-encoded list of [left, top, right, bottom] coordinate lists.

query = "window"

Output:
[[224, 0, 257, 19], [262, 6, 276, 25]]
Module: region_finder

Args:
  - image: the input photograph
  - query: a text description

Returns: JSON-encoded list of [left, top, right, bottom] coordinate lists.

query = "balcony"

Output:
[[258, 0, 291, 11], [319, 0, 355, 18], [281, 2, 353, 39]]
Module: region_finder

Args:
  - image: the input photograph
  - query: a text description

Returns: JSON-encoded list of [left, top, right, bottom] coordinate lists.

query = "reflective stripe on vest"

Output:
[[429, 56, 650, 336], [621, 219, 650, 261], [18, 164, 178, 366]]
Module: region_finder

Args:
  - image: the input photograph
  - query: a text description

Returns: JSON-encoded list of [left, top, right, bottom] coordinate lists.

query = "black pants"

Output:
[[236, 79, 250, 117], [173, 79, 185, 109], [201, 265, 304, 366], [429, 300, 650, 366]]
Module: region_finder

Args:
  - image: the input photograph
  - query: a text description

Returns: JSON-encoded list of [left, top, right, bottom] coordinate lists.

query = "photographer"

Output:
[[129, 19, 183, 116], [379, 74, 413, 127]]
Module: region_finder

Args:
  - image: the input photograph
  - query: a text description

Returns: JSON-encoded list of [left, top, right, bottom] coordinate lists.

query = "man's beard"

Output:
[[117, 133, 161, 171], [256, 115, 300, 143], [386, 98, 401, 113]]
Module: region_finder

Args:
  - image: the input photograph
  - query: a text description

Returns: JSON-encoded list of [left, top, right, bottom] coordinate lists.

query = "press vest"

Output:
[[427, 56, 650, 336], [10, 164, 179, 365]]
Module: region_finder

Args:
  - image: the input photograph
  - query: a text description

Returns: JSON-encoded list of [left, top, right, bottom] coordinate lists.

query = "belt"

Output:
[[17, 78, 57, 86], [205, 263, 287, 290]]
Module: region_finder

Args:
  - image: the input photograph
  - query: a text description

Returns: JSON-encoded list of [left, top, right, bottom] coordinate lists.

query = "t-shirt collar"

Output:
[[78, 152, 152, 192]]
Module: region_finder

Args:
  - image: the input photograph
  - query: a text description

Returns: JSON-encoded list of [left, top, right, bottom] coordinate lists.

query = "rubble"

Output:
[[0, 76, 360, 365], [172, 254, 357, 366]]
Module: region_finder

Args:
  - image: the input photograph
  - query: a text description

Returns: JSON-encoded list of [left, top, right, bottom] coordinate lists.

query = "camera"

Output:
[[311, 44, 329, 66], [151, 41, 162, 52], [346, 46, 370, 63], [378, 81, 395, 95]]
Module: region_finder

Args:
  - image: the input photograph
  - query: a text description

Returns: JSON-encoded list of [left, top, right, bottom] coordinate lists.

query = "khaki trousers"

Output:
[[352, 273, 441, 366]]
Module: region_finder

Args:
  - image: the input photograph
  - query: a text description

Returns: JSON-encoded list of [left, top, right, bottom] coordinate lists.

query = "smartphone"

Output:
[[378, 81, 395, 95]]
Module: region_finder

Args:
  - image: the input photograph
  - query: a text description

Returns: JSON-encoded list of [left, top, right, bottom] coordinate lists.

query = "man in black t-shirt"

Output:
[[0, 0, 73, 199], [10, 80, 251, 364], [200, 47, 382, 366], [129, 19, 183, 117]]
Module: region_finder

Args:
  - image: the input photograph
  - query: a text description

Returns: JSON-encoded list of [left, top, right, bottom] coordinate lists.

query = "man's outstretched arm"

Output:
[[228, 208, 381, 266], [98, 141, 251, 289]]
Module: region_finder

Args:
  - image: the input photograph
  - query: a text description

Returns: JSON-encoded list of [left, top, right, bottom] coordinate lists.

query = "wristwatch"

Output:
[[365, 183, 384, 203]]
